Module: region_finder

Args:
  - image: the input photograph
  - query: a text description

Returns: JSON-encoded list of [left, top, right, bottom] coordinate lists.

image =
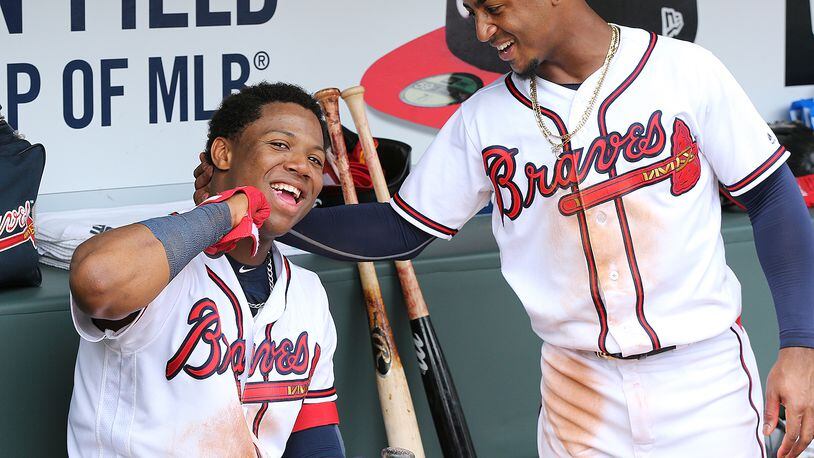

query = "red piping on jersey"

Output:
[[597, 32, 659, 135], [306, 387, 337, 399], [730, 327, 766, 458], [252, 323, 275, 437], [504, 73, 611, 353], [505, 75, 533, 109], [249, 343, 322, 435], [207, 265, 244, 340], [392, 193, 458, 236], [719, 185, 748, 211], [283, 257, 292, 303], [252, 402, 269, 437], [724, 146, 787, 193], [595, 31, 662, 351], [613, 195, 660, 350], [292, 402, 340, 433], [575, 207, 610, 353]]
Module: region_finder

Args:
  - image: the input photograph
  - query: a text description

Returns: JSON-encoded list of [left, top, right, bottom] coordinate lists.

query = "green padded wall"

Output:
[[0, 211, 799, 457]]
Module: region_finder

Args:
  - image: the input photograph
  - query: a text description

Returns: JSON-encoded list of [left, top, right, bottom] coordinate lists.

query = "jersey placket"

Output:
[[582, 201, 651, 355], [566, 90, 653, 357]]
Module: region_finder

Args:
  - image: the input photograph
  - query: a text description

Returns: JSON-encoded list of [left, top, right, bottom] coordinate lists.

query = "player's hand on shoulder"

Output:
[[764, 347, 814, 458], [193, 152, 213, 205]]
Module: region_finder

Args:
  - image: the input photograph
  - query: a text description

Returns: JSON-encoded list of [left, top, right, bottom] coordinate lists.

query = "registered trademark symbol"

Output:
[[254, 51, 269, 70]]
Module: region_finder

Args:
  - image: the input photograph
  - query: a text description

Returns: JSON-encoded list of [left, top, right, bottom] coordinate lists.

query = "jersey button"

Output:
[[596, 211, 607, 224], [609, 271, 619, 281]]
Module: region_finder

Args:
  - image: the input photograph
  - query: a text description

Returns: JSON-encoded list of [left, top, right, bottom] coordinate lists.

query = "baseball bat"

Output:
[[381, 447, 416, 458], [341, 85, 477, 458], [315, 88, 425, 457]]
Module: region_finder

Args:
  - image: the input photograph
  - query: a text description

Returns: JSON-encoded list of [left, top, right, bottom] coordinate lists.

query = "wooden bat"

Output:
[[341, 85, 477, 458], [314, 88, 425, 457]]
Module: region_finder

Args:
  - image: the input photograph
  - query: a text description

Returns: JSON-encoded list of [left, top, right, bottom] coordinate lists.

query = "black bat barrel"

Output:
[[410, 316, 477, 458]]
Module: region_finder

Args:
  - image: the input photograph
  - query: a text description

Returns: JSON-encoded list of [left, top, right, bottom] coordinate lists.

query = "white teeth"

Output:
[[270, 183, 301, 199], [497, 40, 514, 52]]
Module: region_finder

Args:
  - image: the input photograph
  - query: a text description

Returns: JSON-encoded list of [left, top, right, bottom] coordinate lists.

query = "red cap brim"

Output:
[[361, 27, 503, 129]]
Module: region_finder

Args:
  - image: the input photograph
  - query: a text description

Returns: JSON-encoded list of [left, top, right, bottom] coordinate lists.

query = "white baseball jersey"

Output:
[[391, 25, 788, 357], [68, 245, 338, 458], [243, 246, 339, 458], [68, 253, 257, 457]]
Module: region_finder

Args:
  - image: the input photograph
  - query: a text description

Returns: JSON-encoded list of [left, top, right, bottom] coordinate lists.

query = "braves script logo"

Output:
[[249, 329, 311, 378], [0, 200, 36, 253], [483, 112, 701, 220], [165, 298, 247, 380], [243, 328, 322, 433]]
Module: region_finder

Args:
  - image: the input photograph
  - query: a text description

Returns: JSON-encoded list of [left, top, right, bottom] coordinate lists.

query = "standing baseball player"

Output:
[[194, 3, 814, 458], [70, 82, 343, 457]]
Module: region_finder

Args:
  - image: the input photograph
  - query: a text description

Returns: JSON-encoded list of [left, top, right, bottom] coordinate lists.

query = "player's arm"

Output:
[[695, 46, 814, 456], [279, 202, 436, 261], [282, 424, 344, 458], [69, 194, 248, 321], [737, 164, 814, 457]]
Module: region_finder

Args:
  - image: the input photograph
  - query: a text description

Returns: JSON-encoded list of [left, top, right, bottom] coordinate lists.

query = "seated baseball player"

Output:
[[68, 82, 343, 457]]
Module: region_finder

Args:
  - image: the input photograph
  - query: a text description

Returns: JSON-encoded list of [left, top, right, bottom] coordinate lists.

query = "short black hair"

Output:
[[205, 82, 328, 157]]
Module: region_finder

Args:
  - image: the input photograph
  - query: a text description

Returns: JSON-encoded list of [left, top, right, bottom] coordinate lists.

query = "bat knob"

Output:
[[341, 85, 365, 100], [381, 447, 416, 458]]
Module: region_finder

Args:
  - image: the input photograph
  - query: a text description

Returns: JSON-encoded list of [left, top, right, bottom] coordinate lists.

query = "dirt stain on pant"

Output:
[[542, 347, 604, 456], [174, 402, 258, 457]]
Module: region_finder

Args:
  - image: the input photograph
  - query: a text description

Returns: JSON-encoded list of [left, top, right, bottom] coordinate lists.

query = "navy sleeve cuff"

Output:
[[778, 331, 814, 349]]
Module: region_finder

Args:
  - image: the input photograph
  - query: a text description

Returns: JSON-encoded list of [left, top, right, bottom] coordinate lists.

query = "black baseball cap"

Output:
[[361, 0, 697, 129]]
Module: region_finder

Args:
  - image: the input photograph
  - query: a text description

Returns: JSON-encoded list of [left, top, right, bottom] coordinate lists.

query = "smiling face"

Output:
[[210, 102, 326, 238], [462, 0, 559, 78]]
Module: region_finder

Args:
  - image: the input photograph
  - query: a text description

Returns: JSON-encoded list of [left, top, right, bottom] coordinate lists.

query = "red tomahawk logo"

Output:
[[559, 118, 701, 216], [0, 216, 36, 253]]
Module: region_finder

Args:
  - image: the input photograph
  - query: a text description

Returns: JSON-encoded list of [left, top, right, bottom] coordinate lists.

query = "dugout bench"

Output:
[[0, 212, 792, 457]]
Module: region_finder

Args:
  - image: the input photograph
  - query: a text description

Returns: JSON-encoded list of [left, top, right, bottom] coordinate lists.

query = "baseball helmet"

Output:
[[314, 126, 411, 208], [770, 121, 814, 177]]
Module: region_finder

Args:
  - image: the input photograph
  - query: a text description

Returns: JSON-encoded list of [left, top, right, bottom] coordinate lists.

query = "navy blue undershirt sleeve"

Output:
[[282, 424, 345, 458], [738, 164, 814, 348], [278, 202, 435, 262]]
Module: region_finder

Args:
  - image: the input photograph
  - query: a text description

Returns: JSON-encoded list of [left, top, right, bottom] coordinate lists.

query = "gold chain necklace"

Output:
[[530, 24, 620, 155]]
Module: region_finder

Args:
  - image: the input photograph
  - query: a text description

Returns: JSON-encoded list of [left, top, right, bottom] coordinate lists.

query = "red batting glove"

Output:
[[201, 186, 271, 257]]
